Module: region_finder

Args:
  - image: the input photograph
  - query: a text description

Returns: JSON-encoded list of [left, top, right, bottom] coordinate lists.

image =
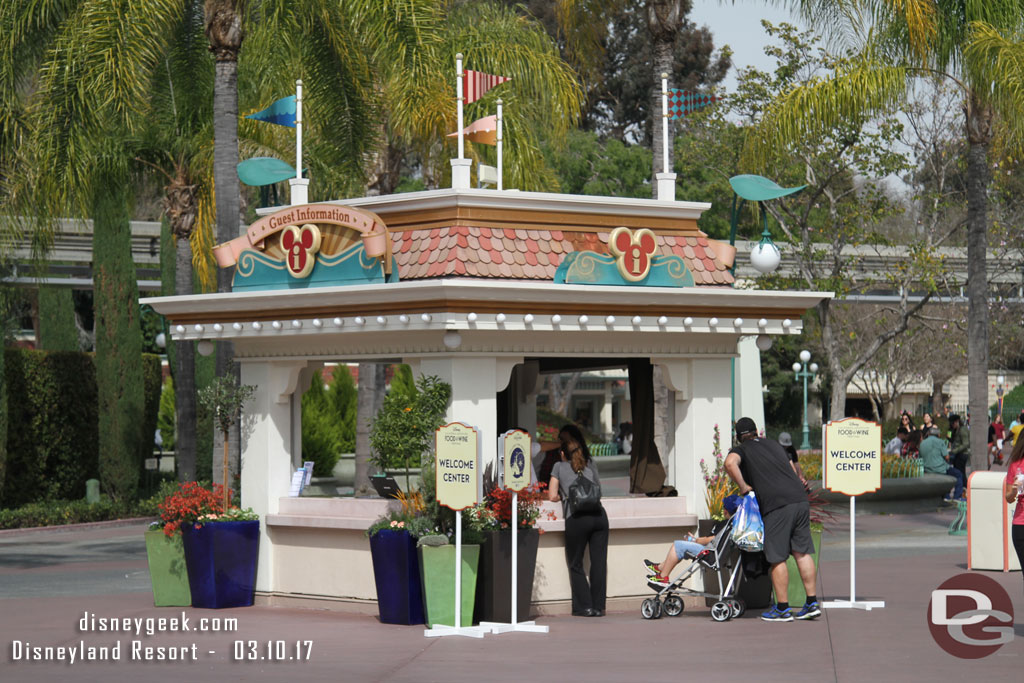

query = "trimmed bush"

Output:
[[37, 286, 80, 351], [92, 178, 146, 501], [2, 348, 162, 507], [158, 376, 176, 450], [301, 366, 357, 477]]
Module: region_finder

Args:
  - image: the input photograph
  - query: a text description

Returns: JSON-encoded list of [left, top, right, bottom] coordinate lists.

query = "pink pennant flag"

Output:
[[463, 69, 511, 104]]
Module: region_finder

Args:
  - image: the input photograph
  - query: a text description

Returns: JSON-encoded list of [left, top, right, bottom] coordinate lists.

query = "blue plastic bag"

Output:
[[731, 492, 764, 552]]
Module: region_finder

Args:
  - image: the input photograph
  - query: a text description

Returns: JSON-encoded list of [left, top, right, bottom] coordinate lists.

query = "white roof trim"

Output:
[[146, 278, 832, 319], [256, 187, 712, 222]]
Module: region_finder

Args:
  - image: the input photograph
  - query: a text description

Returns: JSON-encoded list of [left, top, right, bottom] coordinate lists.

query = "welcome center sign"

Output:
[[823, 417, 882, 496]]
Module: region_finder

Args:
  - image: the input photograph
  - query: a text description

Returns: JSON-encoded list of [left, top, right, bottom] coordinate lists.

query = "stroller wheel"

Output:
[[663, 594, 684, 617], [710, 601, 732, 622], [641, 598, 663, 619], [726, 598, 745, 618]]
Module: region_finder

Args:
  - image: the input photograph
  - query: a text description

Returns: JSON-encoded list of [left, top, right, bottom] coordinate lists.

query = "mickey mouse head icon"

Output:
[[282, 224, 322, 278], [609, 227, 657, 281]]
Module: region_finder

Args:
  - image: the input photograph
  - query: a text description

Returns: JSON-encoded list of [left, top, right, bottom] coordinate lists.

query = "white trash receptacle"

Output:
[[967, 471, 1021, 572]]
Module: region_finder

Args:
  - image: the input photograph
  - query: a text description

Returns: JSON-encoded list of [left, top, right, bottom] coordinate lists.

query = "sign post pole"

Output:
[[425, 422, 488, 638], [482, 430, 548, 635], [821, 417, 885, 611]]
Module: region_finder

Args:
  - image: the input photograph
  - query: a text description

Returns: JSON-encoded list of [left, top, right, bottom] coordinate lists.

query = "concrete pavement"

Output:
[[1, 509, 1022, 682]]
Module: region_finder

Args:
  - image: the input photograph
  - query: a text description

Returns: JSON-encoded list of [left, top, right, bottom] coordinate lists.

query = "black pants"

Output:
[[564, 509, 609, 613], [951, 453, 968, 483], [1013, 525, 1024, 592]]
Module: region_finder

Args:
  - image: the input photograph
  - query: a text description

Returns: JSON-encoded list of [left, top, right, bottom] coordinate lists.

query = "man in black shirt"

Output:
[[725, 417, 819, 622]]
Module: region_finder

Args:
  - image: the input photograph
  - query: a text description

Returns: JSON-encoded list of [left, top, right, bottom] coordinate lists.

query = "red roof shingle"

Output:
[[392, 226, 733, 285]]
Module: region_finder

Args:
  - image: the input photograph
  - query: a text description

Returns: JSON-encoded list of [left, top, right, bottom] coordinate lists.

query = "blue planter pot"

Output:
[[181, 520, 260, 609], [369, 529, 425, 625]]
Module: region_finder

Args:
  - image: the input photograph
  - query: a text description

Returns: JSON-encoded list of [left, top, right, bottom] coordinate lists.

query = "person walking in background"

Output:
[[948, 414, 970, 483], [1004, 437, 1024, 593], [990, 414, 1006, 466], [778, 432, 807, 486], [725, 417, 820, 622], [920, 426, 965, 502], [1010, 411, 1024, 447], [549, 424, 608, 617]]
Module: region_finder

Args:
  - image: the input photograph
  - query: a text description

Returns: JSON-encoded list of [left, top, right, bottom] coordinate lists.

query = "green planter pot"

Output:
[[144, 529, 191, 607], [418, 544, 480, 628], [777, 527, 822, 607]]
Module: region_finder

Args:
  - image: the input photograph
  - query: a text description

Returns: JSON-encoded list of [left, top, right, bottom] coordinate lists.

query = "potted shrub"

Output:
[[184, 374, 260, 609], [154, 481, 259, 608], [471, 483, 547, 624], [369, 375, 451, 492], [366, 490, 433, 625]]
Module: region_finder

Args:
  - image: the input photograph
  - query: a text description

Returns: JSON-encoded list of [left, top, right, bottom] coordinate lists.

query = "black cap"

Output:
[[735, 417, 758, 436]]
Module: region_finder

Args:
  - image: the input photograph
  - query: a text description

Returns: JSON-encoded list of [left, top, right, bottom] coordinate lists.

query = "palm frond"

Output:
[[742, 50, 909, 171]]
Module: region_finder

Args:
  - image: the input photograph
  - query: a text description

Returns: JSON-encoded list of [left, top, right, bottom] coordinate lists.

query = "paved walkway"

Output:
[[1, 509, 1022, 682]]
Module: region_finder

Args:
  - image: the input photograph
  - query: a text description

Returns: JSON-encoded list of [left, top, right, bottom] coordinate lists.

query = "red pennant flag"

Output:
[[463, 69, 511, 104]]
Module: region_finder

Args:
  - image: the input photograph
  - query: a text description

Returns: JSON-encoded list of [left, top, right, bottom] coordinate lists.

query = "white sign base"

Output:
[[479, 492, 549, 635], [424, 510, 490, 639], [822, 496, 885, 612]]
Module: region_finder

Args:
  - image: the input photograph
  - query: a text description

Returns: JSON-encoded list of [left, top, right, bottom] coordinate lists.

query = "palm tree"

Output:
[[746, 1, 1024, 472], [139, 3, 218, 483]]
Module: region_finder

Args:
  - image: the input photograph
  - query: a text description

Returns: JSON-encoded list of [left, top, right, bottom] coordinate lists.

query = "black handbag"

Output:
[[568, 470, 602, 516]]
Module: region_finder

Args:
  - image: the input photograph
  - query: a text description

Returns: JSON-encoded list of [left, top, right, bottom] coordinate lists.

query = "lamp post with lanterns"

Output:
[[793, 350, 818, 450], [997, 374, 1005, 420]]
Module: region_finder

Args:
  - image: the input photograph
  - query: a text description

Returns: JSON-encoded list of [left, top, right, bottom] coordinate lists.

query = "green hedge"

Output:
[[2, 347, 161, 508], [0, 496, 159, 530]]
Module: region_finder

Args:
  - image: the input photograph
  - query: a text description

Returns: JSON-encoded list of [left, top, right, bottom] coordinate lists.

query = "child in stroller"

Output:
[[640, 494, 744, 621]]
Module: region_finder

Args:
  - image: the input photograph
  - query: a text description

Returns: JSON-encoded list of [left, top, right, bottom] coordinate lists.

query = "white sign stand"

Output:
[[425, 422, 489, 639], [821, 422, 885, 611], [481, 432, 548, 634], [424, 510, 488, 638], [823, 497, 885, 611]]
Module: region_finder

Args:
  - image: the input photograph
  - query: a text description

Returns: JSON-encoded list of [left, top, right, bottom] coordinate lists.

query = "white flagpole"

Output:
[[661, 73, 669, 174], [456, 53, 465, 160], [497, 99, 503, 191], [296, 80, 303, 179]]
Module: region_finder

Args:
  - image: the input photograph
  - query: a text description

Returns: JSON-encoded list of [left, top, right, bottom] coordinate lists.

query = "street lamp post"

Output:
[[792, 350, 818, 450], [997, 374, 1005, 420]]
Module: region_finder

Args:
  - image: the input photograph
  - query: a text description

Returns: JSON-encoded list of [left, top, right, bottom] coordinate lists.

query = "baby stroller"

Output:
[[640, 516, 746, 622]]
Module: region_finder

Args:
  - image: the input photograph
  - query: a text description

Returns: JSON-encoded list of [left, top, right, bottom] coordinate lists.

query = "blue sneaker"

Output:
[[795, 601, 821, 620], [761, 604, 794, 622]]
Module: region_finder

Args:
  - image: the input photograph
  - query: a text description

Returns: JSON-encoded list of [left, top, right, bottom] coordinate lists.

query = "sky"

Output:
[[689, 0, 803, 92]]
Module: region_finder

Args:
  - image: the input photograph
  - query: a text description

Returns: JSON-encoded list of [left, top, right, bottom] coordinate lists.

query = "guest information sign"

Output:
[[435, 422, 481, 511]]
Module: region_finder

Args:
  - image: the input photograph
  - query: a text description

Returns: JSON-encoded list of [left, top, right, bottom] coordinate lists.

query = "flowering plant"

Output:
[[156, 481, 253, 537], [467, 483, 548, 531], [366, 489, 434, 538], [700, 424, 738, 521], [535, 424, 560, 442]]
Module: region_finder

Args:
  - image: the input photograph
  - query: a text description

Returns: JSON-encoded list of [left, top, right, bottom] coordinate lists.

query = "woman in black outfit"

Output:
[[548, 424, 608, 617]]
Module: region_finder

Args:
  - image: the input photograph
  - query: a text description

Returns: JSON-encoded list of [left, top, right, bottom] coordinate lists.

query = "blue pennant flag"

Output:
[[246, 95, 296, 128]]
